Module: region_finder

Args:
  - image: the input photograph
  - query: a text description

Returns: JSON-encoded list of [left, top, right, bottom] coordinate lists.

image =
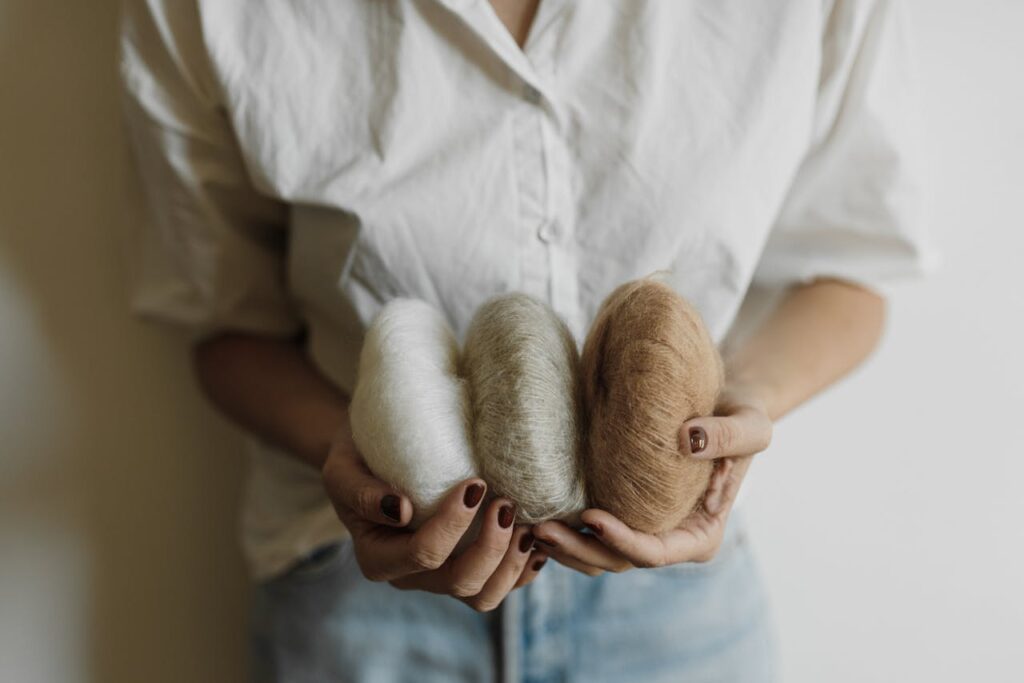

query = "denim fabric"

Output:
[[250, 513, 777, 683]]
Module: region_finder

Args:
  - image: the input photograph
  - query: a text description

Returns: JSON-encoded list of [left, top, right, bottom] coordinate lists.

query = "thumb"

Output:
[[322, 446, 413, 527], [678, 405, 772, 460]]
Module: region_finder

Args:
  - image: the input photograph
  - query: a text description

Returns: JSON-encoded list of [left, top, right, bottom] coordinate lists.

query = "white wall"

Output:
[[0, 1, 1020, 682], [745, 1, 1024, 681]]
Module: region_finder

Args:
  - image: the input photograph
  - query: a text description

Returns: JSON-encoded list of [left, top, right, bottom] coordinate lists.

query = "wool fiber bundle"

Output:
[[581, 279, 724, 533], [349, 298, 478, 527], [462, 293, 587, 524]]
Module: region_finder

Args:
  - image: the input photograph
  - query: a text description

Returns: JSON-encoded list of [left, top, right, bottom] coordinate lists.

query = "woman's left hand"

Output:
[[532, 386, 774, 575]]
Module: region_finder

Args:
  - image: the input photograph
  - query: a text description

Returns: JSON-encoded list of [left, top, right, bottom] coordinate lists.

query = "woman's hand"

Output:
[[321, 427, 547, 612], [532, 386, 773, 575]]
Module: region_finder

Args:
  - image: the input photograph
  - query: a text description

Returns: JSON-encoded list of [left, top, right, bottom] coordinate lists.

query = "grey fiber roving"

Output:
[[462, 293, 587, 524]]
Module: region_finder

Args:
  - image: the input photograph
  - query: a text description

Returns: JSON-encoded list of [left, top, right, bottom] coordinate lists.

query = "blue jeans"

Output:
[[251, 513, 777, 682]]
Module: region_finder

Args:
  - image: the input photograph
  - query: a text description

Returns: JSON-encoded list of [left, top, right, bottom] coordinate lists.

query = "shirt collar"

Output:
[[433, 0, 549, 90]]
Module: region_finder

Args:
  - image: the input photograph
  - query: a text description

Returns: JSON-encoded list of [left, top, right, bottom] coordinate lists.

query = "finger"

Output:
[[579, 508, 721, 567], [467, 526, 536, 611], [702, 458, 735, 515], [393, 532, 548, 602], [532, 521, 632, 573], [576, 509, 674, 568], [322, 448, 413, 527], [407, 479, 489, 565], [717, 455, 753, 513], [678, 405, 772, 460], [546, 548, 605, 577], [355, 479, 487, 581], [444, 499, 518, 598], [514, 550, 549, 589]]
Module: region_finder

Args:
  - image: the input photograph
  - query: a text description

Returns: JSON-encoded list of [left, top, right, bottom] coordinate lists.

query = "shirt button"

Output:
[[537, 221, 556, 243], [523, 84, 542, 105]]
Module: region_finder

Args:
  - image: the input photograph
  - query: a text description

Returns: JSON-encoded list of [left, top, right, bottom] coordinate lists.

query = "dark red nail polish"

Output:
[[381, 494, 401, 522], [689, 427, 707, 454], [498, 504, 516, 529], [533, 558, 548, 571], [464, 484, 485, 508], [519, 532, 535, 553], [586, 523, 603, 537]]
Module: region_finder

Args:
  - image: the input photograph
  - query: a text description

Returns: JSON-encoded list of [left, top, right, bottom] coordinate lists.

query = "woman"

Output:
[[120, 0, 934, 680]]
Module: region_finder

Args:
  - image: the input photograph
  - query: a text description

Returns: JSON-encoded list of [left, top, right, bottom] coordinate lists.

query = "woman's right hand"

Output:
[[321, 426, 547, 612]]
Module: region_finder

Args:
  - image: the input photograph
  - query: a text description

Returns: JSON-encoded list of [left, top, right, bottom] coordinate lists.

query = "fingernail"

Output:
[[533, 558, 548, 571], [689, 427, 707, 454], [381, 494, 401, 522], [586, 523, 603, 537], [519, 532, 535, 553], [498, 504, 516, 529], [464, 483, 485, 508]]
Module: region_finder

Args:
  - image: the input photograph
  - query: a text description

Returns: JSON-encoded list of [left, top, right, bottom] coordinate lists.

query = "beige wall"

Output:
[[1, 1, 1022, 682], [1, 2, 248, 681]]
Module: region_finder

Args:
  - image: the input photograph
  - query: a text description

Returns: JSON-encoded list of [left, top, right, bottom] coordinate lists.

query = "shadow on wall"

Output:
[[0, 3, 250, 682]]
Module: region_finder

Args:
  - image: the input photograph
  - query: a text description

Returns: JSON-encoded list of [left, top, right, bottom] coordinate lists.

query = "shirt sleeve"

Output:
[[751, 0, 940, 296], [119, 0, 303, 341]]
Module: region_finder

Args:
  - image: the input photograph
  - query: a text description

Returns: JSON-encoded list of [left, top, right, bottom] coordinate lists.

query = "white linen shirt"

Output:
[[120, 0, 936, 580]]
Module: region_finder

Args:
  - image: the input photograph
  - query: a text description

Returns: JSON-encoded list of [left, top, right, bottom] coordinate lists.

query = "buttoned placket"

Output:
[[507, 14, 580, 682], [429, 6, 582, 674], [436, 0, 585, 341], [430, 5, 582, 680]]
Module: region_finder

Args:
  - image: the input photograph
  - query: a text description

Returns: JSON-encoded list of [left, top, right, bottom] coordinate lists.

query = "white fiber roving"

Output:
[[349, 298, 478, 527]]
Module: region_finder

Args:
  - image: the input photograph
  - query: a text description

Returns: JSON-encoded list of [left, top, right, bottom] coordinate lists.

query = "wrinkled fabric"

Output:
[[120, 0, 936, 580]]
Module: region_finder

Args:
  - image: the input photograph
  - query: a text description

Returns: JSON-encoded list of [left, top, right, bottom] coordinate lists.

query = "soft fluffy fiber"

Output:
[[580, 279, 724, 533], [349, 298, 478, 527], [462, 293, 587, 524]]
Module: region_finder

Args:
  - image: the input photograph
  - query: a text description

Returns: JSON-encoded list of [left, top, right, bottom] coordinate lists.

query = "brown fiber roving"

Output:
[[580, 278, 724, 534], [462, 293, 587, 524]]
